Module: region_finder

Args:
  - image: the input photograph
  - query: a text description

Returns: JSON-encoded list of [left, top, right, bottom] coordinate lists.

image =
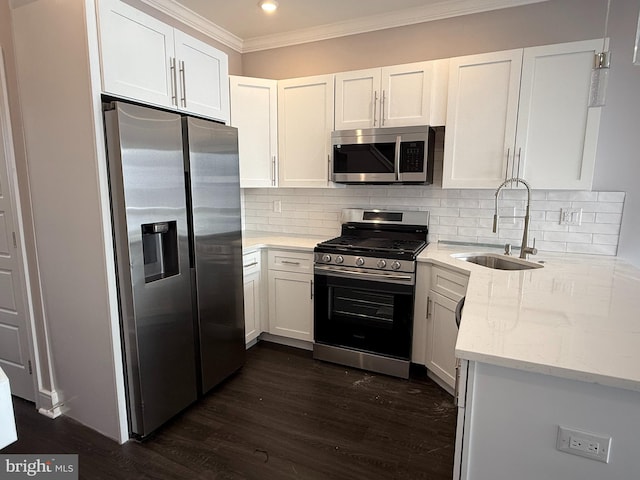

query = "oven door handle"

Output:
[[314, 265, 414, 285]]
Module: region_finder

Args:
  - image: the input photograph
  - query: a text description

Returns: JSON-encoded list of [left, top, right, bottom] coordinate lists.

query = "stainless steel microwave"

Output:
[[331, 126, 434, 184]]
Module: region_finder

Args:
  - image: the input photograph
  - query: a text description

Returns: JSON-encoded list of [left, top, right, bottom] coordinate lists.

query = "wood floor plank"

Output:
[[2, 342, 456, 479]]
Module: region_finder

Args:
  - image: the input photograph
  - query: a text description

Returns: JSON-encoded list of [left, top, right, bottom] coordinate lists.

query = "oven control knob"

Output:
[[377, 260, 387, 269], [355, 257, 365, 267], [322, 254, 332, 263], [335, 255, 344, 264], [391, 261, 401, 270]]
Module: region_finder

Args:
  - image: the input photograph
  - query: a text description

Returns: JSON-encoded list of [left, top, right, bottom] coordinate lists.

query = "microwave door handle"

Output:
[[395, 135, 401, 181]]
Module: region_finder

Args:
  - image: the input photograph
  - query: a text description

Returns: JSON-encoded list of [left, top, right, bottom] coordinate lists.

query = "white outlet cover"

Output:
[[557, 425, 611, 463]]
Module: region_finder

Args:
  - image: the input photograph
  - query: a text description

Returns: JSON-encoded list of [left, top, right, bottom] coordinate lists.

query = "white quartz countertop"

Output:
[[418, 243, 640, 392], [242, 232, 328, 252]]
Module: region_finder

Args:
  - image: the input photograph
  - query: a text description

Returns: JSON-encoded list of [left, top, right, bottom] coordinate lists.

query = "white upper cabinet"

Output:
[[335, 60, 449, 130], [515, 39, 602, 190], [98, 0, 229, 123], [278, 75, 334, 188], [443, 50, 522, 189], [443, 40, 601, 190], [230, 76, 278, 188], [173, 30, 229, 121], [98, 0, 175, 107]]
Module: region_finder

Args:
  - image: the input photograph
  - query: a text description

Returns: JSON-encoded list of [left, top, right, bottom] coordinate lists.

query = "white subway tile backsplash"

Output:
[[547, 191, 599, 202], [242, 186, 625, 257], [595, 213, 623, 224], [566, 244, 618, 255], [570, 201, 624, 213], [592, 234, 620, 245], [543, 231, 592, 243], [597, 192, 626, 202]]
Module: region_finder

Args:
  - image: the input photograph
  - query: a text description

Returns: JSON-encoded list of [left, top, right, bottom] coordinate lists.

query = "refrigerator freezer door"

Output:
[[184, 117, 245, 394], [106, 102, 197, 437]]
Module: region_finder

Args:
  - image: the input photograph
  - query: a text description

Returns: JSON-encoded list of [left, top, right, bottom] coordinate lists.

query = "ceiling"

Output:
[[140, 0, 550, 52]]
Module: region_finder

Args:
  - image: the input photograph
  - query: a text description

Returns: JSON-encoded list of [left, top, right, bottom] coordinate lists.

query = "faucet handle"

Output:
[[530, 237, 538, 255], [504, 243, 512, 256]]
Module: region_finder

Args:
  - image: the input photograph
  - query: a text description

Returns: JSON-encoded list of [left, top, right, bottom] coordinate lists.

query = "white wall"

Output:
[[11, 0, 126, 441], [592, 0, 640, 266]]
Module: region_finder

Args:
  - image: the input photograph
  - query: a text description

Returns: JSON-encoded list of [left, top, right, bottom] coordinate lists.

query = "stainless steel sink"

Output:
[[452, 253, 544, 271]]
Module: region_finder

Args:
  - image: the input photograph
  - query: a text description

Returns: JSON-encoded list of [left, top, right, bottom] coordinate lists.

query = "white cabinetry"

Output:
[[230, 76, 278, 188], [421, 265, 468, 391], [334, 60, 449, 130], [443, 39, 601, 190], [267, 250, 314, 341], [98, 0, 229, 122], [278, 75, 334, 187], [242, 251, 262, 344]]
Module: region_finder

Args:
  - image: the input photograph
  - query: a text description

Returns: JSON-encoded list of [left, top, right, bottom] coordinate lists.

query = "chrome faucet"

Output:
[[493, 177, 537, 259]]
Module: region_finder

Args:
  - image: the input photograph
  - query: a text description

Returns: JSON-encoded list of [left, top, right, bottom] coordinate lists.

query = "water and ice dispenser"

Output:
[[141, 221, 179, 283]]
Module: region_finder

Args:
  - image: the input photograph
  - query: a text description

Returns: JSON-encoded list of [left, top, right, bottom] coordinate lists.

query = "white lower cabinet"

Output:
[[242, 251, 262, 344], [414, 263, 468, 392], [267, 250, 314, 341]]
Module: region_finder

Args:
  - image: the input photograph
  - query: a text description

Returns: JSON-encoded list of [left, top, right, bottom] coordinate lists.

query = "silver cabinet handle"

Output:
[[516, 147, 522, 183], [271, 155, 276, 186], [426, 297, 431, 319], [504, 148, 510, 182], [454, 358, 462, 406], [170, 57, 177, 106], [281, 260, 301, 266], [327, 154, 331, 182], [243, 261, 258, 268], [179, 60, 186, 107], [381, 90, 387, 126], [372, 90, 378, 126], [310, 280, 314, 299], [394, 134, 401, 181]]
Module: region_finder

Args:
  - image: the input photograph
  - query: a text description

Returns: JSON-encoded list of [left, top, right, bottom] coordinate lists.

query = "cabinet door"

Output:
[[268, 270, 313, 341], [516, 39, 601, 190], [426, 290, 459, 388], [412, 263, 432, 365], [334, 68, 381, 130], [443, 50, 522, 188], [174, 30, 229, 122], [381, 62, 433, 127], [278, 75, 334, 187], [230, 76, 278, 188], [243, 270, 261, 344], [98, 0, 175, 109]]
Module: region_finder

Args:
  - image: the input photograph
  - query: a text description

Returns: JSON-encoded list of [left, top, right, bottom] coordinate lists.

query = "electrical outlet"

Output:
[[557, 426, 611, 463], [560, 208, 583, 226], [273, 200, 282, 213]]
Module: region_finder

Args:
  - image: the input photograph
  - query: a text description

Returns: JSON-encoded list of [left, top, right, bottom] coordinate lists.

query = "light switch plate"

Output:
[[557, 425, 611, 463]]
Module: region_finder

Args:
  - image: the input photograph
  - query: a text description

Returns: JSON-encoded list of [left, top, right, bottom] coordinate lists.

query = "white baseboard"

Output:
[[258, 333, 313, 351]]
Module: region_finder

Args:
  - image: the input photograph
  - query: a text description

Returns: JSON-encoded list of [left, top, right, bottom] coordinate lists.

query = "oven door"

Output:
[[314, 266, 414, 360]]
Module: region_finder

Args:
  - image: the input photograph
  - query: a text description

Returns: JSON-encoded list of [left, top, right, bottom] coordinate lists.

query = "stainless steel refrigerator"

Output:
[[104, 101, 245, 439]]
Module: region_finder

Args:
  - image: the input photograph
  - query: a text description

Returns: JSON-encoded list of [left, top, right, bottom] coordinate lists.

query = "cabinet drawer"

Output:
[[431, 266, 469, 301], [242, 251, 261, 275], [268, 250, 313, 273]]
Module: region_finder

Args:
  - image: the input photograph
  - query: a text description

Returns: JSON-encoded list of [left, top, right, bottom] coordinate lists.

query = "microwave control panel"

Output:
[[400, 141, 425, 172]]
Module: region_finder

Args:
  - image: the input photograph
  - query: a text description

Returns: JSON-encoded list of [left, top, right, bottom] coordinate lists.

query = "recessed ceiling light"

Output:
[[258, 0, 279, 13]]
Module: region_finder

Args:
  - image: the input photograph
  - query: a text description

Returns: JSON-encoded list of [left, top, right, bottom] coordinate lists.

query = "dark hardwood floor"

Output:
[[3, 342, 457, 479]]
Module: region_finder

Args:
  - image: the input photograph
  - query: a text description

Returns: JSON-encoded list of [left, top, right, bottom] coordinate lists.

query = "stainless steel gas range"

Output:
[[313, 208, 429, 379]]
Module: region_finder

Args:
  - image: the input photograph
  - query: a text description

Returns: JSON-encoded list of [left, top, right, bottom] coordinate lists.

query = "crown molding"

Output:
[[243, 0, 550, 52], [135, 0, 244, 52], [133, 0, 549, 54]]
